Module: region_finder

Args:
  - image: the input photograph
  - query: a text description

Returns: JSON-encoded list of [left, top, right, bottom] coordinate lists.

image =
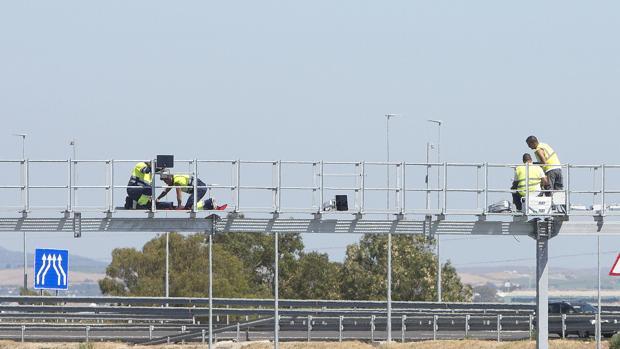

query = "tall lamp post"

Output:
[[427, 119, 442, 302], [13, 133, 27, 290], [69, 139, 77, 206], [597, 235, 601, 349], [385, 113, 400, 343], [386, 114, 400, 214], [426, 142, 435, 210]]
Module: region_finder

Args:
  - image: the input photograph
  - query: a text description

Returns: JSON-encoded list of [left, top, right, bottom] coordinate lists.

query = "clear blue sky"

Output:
[[1, 1, 619, 279]]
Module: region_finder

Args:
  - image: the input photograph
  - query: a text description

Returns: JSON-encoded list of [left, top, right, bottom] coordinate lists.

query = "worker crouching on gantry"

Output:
[[125, 161, 161, 209], [156, 170, 218, 210], [526, 135, 563, 195], [511, 153, 549, 211]]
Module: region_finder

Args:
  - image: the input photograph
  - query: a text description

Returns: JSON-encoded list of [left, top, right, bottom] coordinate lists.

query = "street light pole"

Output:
[[166, 232, 169, 298], [13, 134, 27, 291], [597, 235, 601, 349], [69, 140, 77, 206], [386, 114, 400, 214], [427, 120, 442, 302], [385, 113, 399, 343], [425, 143, 434, 210]]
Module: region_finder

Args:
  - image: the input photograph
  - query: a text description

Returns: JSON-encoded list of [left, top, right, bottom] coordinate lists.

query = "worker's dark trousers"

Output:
[[184, 179, 207, 210], [545, 169, 564, 196], [512, 193, 523, 211], [127, 181, 152, 202]]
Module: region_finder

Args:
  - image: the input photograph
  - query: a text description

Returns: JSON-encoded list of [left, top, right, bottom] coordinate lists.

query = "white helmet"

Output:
[[159, 169, 172, 179]]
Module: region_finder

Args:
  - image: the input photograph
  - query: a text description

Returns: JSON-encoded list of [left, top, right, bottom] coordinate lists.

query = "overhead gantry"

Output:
[[1, 158, 619, 349]]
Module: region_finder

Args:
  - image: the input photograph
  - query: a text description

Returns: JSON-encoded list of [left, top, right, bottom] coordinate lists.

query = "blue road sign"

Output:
[[34, 248, 69, 290]]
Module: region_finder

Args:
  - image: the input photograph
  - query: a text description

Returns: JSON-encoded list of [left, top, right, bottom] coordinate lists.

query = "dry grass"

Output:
[[0, 340, 610, 349], [377, 339, 609, 349], [228, 340, 609, 349], [237, 341, 371, 349]]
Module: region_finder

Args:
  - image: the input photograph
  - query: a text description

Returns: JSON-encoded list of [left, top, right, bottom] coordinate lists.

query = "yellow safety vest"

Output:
[[137, 194, 151, 206], [172, 175, 194, 193], [130, 162, 152, 186], [535, 143, 560, 172], [515, 164, 543, 197]]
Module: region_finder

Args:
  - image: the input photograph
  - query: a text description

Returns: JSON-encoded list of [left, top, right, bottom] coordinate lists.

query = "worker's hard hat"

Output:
[[159, 169, 172, 179]]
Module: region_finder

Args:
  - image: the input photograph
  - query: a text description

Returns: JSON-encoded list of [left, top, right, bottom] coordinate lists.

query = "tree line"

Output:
[[99, 232, 472, 301]]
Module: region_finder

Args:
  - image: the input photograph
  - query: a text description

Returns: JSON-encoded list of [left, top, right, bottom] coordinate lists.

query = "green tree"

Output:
[[282, 252, 342, 299], [341, 235, 472, 302], [99, 233, 253, 298], [473, 283, 499, 302], [214, 232, 304, 296]]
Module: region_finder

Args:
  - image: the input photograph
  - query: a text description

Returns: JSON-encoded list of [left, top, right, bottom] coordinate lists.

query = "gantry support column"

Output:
[[535, 219, 552, 349]]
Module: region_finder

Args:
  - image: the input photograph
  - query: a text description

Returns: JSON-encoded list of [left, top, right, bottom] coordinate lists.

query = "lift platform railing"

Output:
[[0, 159, 618, 217]]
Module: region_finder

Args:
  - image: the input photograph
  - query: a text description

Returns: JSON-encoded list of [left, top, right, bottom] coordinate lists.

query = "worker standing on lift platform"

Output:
[[156, 170, 215, 210], [511, 153, 549, 211], [526, 135, 563, 195]]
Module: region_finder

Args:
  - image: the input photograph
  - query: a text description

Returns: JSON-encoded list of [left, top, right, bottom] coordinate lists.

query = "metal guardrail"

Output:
[[0, 296, 536, 313], [0, 159, 617, 217], [2, 297, 619, 344], [10, 295, 620, 313], [4, 296, 620, 324], [0, 305, 530, 320], [2, 313, 618, 344]]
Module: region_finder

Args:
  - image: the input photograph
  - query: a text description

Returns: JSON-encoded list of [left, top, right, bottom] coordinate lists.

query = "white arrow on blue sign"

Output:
[[34, 248, 69, 290]]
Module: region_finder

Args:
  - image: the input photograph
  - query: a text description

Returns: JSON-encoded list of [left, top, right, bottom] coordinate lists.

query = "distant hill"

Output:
[[457, 265, 620, 291], [0, 246, 107, 274]]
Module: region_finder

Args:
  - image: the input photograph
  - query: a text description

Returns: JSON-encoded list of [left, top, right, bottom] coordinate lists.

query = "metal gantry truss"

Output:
[[2, 158, 620, 217], [1, 159, 620, 349]]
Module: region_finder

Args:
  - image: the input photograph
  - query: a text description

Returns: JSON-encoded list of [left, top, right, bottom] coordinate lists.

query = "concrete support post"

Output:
[[307, 315, 312, 342], [339, 316, 343, 342], [370, 315, 375, 342], [496, 314, 502, 342], [401, 315, 407, 343], [465, 314, 470, 338], [536, 223, 549, 349]]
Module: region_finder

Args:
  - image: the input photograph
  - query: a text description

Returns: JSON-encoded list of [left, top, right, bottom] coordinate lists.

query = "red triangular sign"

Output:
[[610, 253, 620, 276]]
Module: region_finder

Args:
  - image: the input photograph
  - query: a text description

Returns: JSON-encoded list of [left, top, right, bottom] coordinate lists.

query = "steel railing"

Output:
[[0, 159, 618, 217]]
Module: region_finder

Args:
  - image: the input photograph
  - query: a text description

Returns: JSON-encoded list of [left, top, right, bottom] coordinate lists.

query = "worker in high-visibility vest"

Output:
[[156, 170, 214, 210], [526, 135, 563, 195], [125, 161, 155, 209], [511, 153, 549, 211]]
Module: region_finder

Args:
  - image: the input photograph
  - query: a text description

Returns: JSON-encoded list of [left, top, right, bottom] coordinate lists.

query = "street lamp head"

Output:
[[385, 114, 401, 119], [427, 119, 442, 126], [12, 133, 27, 138]]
